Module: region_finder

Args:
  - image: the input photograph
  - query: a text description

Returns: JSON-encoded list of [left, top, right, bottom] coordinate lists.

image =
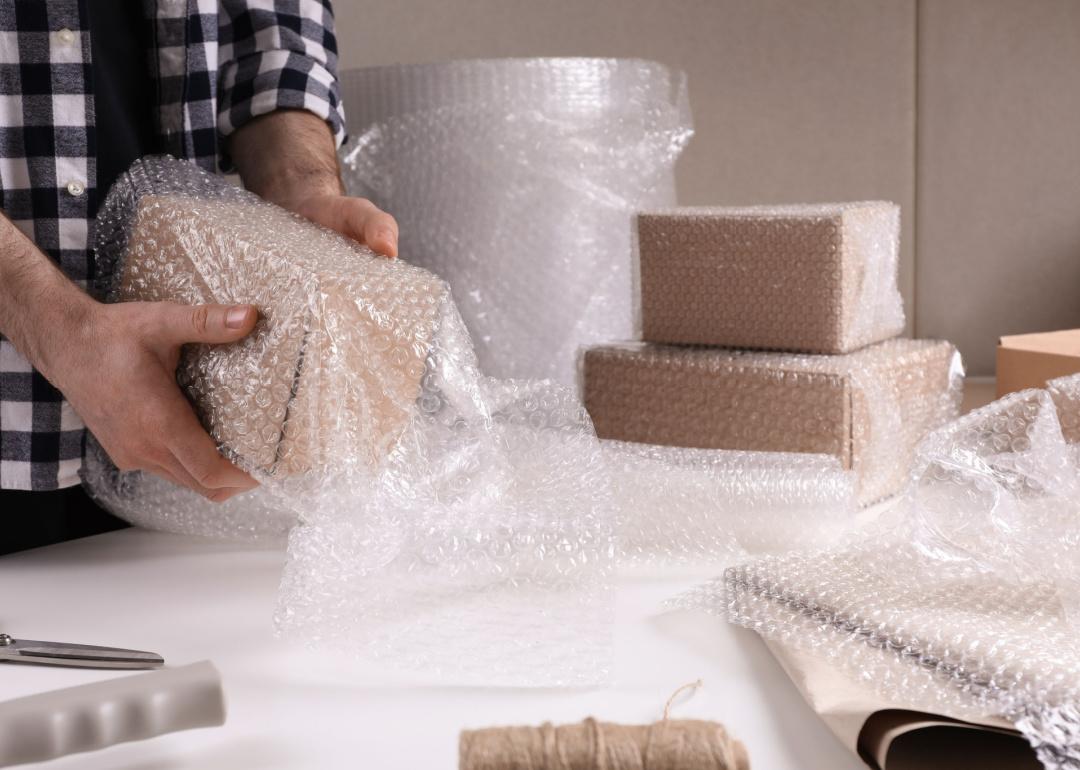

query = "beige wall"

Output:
[[915, 0, 1080, 375], [335, 0, 1080, 376]]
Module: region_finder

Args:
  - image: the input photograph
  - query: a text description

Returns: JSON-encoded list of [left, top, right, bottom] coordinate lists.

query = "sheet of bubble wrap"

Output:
[[681, 376, 1080, 769], [604, 441, 857, 574], [637, 203, 904, 353], [583, 339, 963, 505], [338, 59, 693, 385], [87, 156, 615, 686]]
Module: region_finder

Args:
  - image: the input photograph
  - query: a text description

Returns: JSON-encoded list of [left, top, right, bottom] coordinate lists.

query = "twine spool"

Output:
[[459, 682, 749, 770]]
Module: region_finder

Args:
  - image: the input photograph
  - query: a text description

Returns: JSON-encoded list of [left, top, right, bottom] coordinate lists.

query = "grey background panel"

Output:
[[334, 0, 917, 338], [334, 0, 1080, 375], [915, 0, 1080, 375]]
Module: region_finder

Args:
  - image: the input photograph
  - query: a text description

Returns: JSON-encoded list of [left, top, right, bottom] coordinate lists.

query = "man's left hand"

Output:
[[289, 194, 399, 258], [229, 110, 400, 259]]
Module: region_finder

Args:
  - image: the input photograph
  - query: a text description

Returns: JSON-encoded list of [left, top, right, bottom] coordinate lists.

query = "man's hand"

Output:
[[37, 299, 261, 502], [0, 212, 260, 502], [229, 109, 399, 257], [289, 194, 399, 258]]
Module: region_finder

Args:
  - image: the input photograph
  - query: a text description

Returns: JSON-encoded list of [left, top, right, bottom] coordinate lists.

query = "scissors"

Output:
[[0, 632, 163, 669]]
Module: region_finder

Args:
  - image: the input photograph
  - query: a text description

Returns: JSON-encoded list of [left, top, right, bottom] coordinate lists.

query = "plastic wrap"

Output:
[[583, 339, 964, 505], [85, 157, 861, 685], [338, 59, 693, 385], [683, 375, 1080, 768], [605, 442, 857, 571], [87, 157, 614, 686], [637, 203, 904, 354]]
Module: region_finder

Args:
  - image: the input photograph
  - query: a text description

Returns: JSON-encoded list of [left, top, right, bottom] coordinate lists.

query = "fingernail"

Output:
[[226, 306, 251, 329]]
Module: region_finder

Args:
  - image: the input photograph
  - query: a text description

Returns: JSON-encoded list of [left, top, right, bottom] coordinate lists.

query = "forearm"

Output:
[[0, 212, 93, 382], [227, 109, 399, 258], [229, 109, 343, 209]]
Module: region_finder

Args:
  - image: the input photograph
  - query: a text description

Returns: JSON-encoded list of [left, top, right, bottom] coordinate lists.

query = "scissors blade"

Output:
[[0, 638, 164, 669]]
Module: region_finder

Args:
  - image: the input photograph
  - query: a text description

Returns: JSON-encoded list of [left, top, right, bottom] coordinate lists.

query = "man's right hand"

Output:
[[36, 298, 260, 502], [0, 212, 257, 501]]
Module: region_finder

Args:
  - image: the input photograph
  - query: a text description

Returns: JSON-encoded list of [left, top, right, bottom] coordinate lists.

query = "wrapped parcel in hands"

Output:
[[95, 158, 444, 479]]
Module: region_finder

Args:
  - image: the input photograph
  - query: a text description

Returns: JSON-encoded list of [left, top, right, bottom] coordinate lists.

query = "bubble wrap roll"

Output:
[[583, 339, 963, 505], [682, 376, 1080, 769], [637, 202, 904, 353], [338, 59, 693, 385]]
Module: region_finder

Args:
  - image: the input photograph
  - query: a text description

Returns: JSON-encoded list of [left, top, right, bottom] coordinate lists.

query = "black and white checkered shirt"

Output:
[[0, 0, 345, 490]]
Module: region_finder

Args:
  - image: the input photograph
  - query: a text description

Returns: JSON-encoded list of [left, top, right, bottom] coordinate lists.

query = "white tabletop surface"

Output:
[[1, 528, 864, 769]]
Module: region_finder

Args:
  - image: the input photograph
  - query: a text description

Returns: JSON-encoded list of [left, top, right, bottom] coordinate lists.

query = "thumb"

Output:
[[159, 302, 259, 345]]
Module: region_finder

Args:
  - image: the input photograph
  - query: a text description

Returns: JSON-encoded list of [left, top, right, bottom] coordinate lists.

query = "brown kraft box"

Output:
[[636, 202, 904, 354], [583, 338, 961, 505]]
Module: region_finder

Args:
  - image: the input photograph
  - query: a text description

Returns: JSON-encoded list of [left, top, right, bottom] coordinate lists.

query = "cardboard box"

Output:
[[119, 195, 443, 477], [636, 202, 904, 354], [996, 329, 1080, 398], [582, 338, 961, 504]]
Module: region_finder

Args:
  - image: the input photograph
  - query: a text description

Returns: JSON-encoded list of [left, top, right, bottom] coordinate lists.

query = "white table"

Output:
[[1, 529, 863, 769]]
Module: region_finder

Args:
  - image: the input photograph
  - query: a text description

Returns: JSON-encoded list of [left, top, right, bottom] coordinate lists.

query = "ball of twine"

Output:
[[459, 681, 749, 770]]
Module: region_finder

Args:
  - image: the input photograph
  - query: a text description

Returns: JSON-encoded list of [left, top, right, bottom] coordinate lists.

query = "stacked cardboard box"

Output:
[[584, 202, 962, 504]]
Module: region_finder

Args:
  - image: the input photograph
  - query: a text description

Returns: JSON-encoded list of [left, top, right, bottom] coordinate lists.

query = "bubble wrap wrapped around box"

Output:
[[583, 339, 963, 505], [338, 59, 693, 385], [637, 203, 904, 353], [683, 375, 1080, 769], [84, 157, 861, 684]]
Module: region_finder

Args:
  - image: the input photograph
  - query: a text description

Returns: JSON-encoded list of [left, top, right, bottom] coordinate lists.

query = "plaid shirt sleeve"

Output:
[[216, 0, 346, 168]]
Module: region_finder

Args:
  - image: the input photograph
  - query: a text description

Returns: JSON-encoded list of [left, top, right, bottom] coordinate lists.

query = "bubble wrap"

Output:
[[87, 156, 614, 686], [338, 59, 693, 385], [605, 442, 857, 572], [84, 157, 861, 685], [683, 376, 1080, 768], [636, 203, 904, 353], [582, 339, 964, 505]]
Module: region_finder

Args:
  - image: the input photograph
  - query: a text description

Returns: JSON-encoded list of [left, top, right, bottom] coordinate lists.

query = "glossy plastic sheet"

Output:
[[338, 58, 693, 385], [85, 157, 859, 686], [684, 376, 1080, 768]]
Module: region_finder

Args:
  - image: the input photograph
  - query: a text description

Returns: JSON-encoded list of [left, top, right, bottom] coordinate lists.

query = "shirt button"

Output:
[[66, 180, 85, 197], [57, 28, 76, 45]]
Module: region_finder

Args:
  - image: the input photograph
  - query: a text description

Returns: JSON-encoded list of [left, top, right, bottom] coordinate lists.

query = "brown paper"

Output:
[[766, 641, 1036, 770]]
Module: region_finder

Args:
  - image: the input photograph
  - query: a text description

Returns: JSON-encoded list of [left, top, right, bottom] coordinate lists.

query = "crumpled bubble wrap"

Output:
[[682, 374, 1080, 768], [637, 202, 904, 354], [338, 58, 693, 385], [84, 156, 860, 685], [583, 338, 964, 505], [87, 156, 614, 686]]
